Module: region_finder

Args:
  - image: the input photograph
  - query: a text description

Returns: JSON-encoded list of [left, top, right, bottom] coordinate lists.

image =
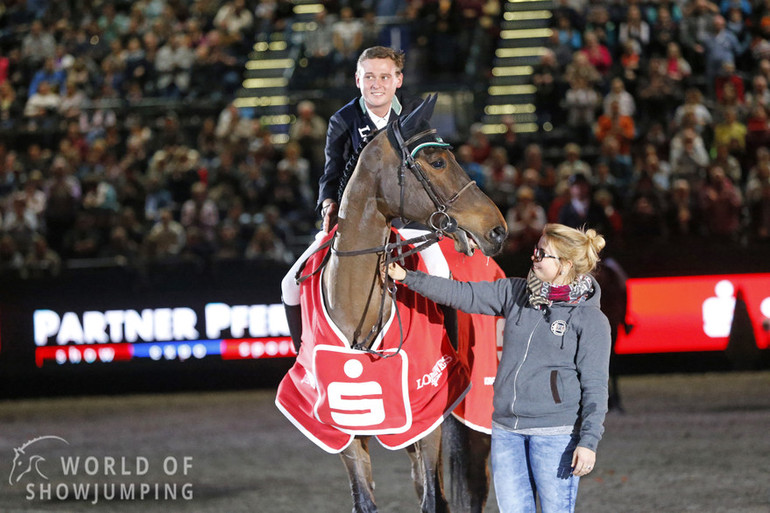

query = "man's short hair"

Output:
[[357, 46, 405, 73]]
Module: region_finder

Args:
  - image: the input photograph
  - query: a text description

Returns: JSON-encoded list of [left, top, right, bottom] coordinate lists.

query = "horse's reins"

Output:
[[296, 120, 478, 356]]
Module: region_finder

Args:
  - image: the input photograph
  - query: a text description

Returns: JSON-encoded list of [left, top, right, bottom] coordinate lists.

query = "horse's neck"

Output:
[[323, 213, 392, 344]]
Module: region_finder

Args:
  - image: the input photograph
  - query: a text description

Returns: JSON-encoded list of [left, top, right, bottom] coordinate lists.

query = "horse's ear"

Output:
[[399, 94, 437, 138]]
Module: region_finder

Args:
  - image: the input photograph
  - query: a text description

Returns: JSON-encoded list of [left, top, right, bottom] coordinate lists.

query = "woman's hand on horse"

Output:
[[322, 201, 338, 233], [387, 262, 407, 282]]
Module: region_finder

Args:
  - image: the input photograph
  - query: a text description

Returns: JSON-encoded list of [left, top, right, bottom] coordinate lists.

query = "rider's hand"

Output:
[[387, 262, 407, 282], [322, 201, 338, 233]]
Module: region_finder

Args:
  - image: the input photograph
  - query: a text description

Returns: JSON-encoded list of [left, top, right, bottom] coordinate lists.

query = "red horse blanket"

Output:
[[439, 238, 506, 434], [275, 229, 471, 453]]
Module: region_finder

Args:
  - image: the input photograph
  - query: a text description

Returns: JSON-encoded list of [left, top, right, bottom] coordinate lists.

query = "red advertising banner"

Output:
[[615, 273, 770, 354]]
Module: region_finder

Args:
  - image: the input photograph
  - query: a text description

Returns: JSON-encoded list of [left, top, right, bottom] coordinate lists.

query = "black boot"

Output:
[[284, 303, 303, 353]]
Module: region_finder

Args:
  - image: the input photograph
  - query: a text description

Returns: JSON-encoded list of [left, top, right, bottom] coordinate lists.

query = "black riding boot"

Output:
[[284, 303, 303, 353]]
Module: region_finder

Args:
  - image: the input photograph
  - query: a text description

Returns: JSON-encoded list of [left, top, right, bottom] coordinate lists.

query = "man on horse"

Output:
[[282, 46, 425, 351]]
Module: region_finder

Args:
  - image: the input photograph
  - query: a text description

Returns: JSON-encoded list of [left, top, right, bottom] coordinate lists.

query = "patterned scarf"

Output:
[[527, 269, 594, 308]]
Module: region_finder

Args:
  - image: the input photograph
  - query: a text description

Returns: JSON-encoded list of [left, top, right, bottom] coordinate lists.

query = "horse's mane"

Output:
[[337, 129, 379, 204]]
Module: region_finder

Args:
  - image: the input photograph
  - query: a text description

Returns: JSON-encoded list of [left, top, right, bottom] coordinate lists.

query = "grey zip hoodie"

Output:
[[402, 270, 611, 451]]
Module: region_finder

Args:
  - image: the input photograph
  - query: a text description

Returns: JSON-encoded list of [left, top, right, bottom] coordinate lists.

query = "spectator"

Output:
[[580, 30, 613, 79], [745, 74, 770, 111], [155, 34, 195, 98], [649, 6, 681, 57], [712, 106, 747, 155], [664, 42, 693, 89], [603, 77, 636, 117], [99, 225, 139, 264], [288, 100, 327, 181], [21, 20, 57, 71], [3, 192, 39, 253], [0, 81, 22, 130], [746, 164, 770, 241], [637, 57, 680, 129], [23, 80, 61, 128], [214, 0, 254, 44], [679, 0, 718, 73], [0, 233, 25, 277], [595, 99, 636, 164], [666, 178, 702, 239], [703, 14, 743, 93], [699, 164, 744, 241], [301, 8, 337, 88], [673, 88, 713, 134], [563, 76, 601, 144], [456, 144, 487, 190], [556, 142, 592, 182], [532, 49, 566, 127], [670, 126, 711, 182], [713, 142, 742, 184], [505, 186, 547, 254], [28, 57, 67, 97], [618, 5, 651, 56], [58, 79, 87, 121], [62, 211, 102, 260], [483, 146, 518, 209], [558, 172, 611, 234], [214, 221, 243, 260], [145, 208, 186, 259], [24, 234, 62, 279], [180, 181, 219, 243], [332, 7, 364, 84], [244, 223, 292, 263], [554, 13, 582, 51]]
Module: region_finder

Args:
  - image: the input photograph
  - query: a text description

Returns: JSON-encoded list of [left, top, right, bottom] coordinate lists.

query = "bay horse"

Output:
[[278, 95, 507, 513]]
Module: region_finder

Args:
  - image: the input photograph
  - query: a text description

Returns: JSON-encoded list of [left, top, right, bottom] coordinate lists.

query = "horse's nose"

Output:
[[488, 225, 507, 246]]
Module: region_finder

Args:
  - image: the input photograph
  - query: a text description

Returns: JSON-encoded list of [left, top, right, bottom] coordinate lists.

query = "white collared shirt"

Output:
[[368, 110, 390, 130]]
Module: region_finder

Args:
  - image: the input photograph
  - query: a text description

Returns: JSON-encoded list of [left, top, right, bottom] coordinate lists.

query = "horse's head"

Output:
[[377, 95, 507, 256], [8, 436, 68, 485]]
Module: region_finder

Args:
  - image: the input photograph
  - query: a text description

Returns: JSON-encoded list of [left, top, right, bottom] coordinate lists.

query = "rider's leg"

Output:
[[281, 231, 327, 352]]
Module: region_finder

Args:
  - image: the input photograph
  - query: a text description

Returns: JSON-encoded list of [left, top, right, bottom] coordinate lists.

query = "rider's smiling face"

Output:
[[356, 57, 403, 118]]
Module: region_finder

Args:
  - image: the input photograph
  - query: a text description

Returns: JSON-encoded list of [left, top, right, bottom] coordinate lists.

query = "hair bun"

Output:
[[585, 229, 606, 253]]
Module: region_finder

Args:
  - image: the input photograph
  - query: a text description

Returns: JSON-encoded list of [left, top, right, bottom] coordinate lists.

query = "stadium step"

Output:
[[481, 0, 554, 136]]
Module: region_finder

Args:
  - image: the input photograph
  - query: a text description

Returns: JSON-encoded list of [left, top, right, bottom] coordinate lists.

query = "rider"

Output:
[[281, 46, 428, 351]]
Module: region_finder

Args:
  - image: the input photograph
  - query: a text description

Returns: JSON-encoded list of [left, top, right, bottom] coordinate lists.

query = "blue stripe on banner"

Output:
[[131, 340, 223, 360]]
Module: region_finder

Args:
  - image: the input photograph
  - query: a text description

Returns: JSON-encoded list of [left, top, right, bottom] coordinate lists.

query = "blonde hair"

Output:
[[543, 223, 606, 279]]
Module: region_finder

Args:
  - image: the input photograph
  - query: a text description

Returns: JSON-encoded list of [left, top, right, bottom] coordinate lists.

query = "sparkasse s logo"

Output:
[[8, 436, 69, 485]]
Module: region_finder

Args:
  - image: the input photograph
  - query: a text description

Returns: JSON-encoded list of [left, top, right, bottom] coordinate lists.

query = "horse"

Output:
[[276, 95, 507, 513]]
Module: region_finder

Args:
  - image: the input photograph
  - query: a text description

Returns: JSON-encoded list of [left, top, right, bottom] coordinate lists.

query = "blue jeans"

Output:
[[491, 426, 580, 513]]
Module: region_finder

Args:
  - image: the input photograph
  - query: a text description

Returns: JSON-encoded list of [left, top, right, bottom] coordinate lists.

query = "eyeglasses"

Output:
[[532, 247, 560, 262]]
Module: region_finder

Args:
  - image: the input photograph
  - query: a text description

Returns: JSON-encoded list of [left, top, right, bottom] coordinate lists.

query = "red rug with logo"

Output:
[[275, 229, 471, 453]]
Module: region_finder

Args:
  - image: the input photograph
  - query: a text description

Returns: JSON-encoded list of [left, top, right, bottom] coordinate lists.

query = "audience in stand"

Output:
[[0, 0, 767, 281]]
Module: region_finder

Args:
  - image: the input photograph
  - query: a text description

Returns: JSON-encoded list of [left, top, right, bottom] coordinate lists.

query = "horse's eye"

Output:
[[430, 159, 446, 169]]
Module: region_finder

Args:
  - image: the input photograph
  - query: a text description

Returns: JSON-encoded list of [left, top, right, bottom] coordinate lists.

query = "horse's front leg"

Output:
[[340, 436, 377, 513], [406, 427, 450, 513]]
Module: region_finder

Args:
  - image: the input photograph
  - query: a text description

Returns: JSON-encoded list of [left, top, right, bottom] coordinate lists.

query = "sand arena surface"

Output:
[[0, 371, 768, 512]]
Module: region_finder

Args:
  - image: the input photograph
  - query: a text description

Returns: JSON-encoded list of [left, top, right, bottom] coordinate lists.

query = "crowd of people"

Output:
[[521, 0, 770, 256], [0, 0, 768, 279]]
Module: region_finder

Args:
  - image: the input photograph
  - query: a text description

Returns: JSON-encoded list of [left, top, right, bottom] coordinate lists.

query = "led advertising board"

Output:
[[615, 273, 770, 354], [31, 302, 296, 367]]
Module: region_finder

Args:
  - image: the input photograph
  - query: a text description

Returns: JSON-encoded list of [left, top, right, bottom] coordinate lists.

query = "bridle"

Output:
[[296, 119, 479, 354]]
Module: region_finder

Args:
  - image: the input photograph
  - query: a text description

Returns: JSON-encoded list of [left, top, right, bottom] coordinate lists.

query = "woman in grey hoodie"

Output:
[[388, 223, 611, 513]]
